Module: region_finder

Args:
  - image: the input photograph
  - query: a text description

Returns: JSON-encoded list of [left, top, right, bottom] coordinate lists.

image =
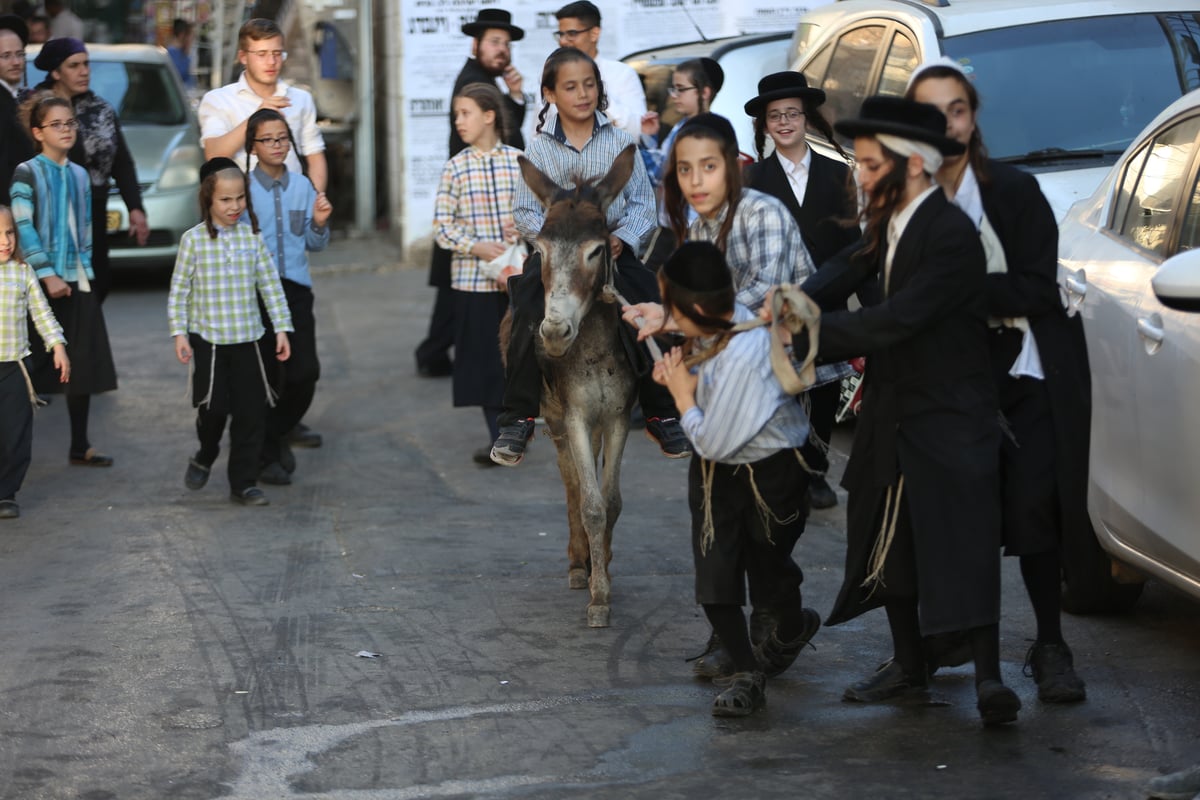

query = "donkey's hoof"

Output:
[[587, 605, 610, 628], [568, 568, 589, 590]]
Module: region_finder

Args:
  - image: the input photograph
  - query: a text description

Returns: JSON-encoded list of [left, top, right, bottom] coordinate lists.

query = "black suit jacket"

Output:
[[744, 150, 858, 267], [448, 58, 526, 156], [0, 89, 34, 206]]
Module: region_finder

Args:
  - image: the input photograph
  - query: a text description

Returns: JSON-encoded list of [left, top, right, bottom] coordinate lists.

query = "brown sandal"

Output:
[[69, 448, 114, 467], [711, 671, 766, 717]]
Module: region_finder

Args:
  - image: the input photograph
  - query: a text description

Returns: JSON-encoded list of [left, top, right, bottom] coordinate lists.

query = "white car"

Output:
[[1059, 89, 1200, 610], [790, 1, 1200, 219]]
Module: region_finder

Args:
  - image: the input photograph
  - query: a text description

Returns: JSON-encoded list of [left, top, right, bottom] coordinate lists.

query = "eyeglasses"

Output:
[[244, 49, 287, 61], [553, 26, 594, 41], [254, 135, 289, 147], [36, 119, 79, 132], [667, 85, 697, 98], [0, 49, 24, 61], [766, 109, 805, 124], [481, 36, 510, 48]]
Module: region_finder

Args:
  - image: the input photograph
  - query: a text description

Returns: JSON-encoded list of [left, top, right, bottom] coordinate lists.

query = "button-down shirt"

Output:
[[776, 147, 812, 207], [248, 166, 329, 288], [514, 109, 656, 255], [199, 75, 325, 174], [0, 258, 64, 362], [434, 142, 522, 292], [681, 303, 810, 463], [168, 221, 293, 344], [885, 184, 939, 292], [689, 188, 814, 311]]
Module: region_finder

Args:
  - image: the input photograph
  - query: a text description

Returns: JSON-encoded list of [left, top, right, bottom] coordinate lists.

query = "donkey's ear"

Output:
[[595, 145, 637, 211], [519, 156, 561, 209]]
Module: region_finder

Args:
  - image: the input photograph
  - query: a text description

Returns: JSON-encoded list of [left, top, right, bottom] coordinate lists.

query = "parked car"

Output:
[[789, 1, 1200, 219], [622, 32, 792, 163], [1058, 89, 1200, 612], [26, 44, 203, 269]]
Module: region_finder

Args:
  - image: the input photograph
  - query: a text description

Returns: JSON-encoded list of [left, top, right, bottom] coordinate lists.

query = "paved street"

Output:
[[1, 239, 1198, 799]]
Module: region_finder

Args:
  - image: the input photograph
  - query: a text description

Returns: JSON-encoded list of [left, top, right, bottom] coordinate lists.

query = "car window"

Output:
[[813, 25, 885, 142], [1177, 169, 1200, 253], [877, 30, 917, 98], [1116, 116, 1200, 257], [27, 58, 186, 126], [1112, 143, 1151, 234]]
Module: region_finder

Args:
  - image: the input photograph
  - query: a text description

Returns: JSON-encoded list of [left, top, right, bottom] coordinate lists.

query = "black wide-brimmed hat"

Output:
[[834, 95, 964, 155], [744, 71, 825, 117], [0, 14, 28, 45], [462, 9, 524, 41]]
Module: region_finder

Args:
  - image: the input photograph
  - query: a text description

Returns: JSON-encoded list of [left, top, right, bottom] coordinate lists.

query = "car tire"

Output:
[[1061, 555, 1145, 615]]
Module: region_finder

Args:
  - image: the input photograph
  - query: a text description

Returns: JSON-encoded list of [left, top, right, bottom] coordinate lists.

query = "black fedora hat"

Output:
[[0, 14, 28, 45], [744, 71, 825, 117], [462, 9, 524, 41], [834, 95, 964, 155]]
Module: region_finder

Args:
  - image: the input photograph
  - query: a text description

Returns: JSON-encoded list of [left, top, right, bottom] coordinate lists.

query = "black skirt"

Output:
[[27, 284, 118, 396], [451, 289, 507, 408]]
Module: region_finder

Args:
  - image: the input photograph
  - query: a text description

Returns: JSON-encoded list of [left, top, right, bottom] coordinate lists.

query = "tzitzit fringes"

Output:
[[799, 392, 830, 461], [700, 457, 717, 555], [743, 463, 799, 546], [17, 359, 41, 409], [861, 475, 906, 597], [793, 447, 822, 478], [196, 345, 216, 410], [254, 343, 279, 408]]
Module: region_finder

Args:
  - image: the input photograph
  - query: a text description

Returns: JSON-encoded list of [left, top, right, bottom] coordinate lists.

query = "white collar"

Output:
[[237, 72, 288, 98], [776, 148, 811, 176], [0, 77, 17, 97]]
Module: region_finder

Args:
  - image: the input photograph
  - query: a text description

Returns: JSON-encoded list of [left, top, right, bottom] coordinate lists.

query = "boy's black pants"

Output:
[[0, 362, 33, 500], [497, 248, 676, 427], [191, 336, 266, 493], [259, 279, 320, 465]]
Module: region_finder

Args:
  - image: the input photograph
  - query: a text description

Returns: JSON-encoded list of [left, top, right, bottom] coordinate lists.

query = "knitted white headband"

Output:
[[876, 133, 943, 175]]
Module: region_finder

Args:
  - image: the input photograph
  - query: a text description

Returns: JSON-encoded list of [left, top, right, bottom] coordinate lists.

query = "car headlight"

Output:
[[157, 144, 204, 191]]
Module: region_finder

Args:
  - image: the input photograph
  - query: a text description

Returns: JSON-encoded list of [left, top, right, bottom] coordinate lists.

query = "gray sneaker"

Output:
[[490, 418, 536, 466], [1146, 764, 1200, 800]]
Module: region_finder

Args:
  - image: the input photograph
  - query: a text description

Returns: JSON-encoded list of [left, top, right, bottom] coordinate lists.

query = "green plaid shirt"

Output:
[[168, 222, 293, 344], [0, 258, 65, 361]]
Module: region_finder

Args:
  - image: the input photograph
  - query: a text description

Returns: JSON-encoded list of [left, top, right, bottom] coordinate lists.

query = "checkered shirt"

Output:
[[168, 222, 293, 344], [434, 143, 523, 292], [0, 259, 64, 361]]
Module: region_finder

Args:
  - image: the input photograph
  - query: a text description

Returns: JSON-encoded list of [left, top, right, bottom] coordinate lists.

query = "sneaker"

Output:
[[287, 423, 323, 449], [184, 456, 211, 490], [259, 462, 292, 486], [754, 607, 821, 677], [231, 487, 269, 506], [490, 419, 536, 466], [0, 499, 19, 519], [690, 630, 734, 681], [1025, 641, 1087, 703], [645, 417, 692, 458], [1146, 764, 1200, 800], [976, 679, 1021, 725]]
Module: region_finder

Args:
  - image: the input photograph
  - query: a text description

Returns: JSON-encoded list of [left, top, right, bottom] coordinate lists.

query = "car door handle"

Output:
[[1137, 316, 1164, 344], [1065, 276, 1087, 298]]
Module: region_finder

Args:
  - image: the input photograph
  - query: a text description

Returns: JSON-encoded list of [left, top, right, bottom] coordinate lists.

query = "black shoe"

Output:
[[807, 476, 838, 509], [1025, 641, 1086, 703], [259, 462, 292, 485], [287, 423, 322, 449], [231, 487, 269, 506], [0, 499, 18, 519], [491, 419, 536, 466], [711, 671, 766, 717], [843, 660, 927, 702], [976, 679, 1021, 725], [645, 417, 692, 458], [690, 630, 735, 681], [184, 456, 211, 490], [278, 441, 296, 474], [417, 358, 453, 378], [473, 447, 500, 467], [754, 608, 821, 677], [748, 606, 780, 647]]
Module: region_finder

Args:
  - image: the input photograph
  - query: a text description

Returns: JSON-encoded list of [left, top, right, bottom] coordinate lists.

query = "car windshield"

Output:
[[944, 13, 1200, 161], [26, 59, 187, 126]]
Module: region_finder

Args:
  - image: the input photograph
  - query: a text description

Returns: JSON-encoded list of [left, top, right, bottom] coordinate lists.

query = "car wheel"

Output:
[[1061, 554, 1145, 615]]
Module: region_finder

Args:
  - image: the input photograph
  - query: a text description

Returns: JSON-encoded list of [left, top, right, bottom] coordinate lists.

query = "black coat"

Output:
[[804, 190, 1002, 635], [979, 160, 1094, 572], [0, 89, 34, 206], [448, 58, 526, 157], [744, 150, 859, 267]]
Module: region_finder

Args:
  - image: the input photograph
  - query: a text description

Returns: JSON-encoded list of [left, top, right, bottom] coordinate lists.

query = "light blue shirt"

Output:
[[248, 167, 329, 288], [681, 304, 810, 464]]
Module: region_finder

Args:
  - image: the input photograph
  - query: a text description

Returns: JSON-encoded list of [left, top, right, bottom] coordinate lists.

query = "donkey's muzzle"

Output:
[[539, 316, 575, 357]]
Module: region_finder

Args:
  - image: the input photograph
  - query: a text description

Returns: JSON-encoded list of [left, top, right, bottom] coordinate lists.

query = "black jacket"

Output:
[[448, 58, 526, 157], [0, 89, 34, 205]]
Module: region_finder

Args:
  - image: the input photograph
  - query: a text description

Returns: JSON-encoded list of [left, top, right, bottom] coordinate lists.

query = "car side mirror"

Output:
[[1152, 248, 1200, 312]]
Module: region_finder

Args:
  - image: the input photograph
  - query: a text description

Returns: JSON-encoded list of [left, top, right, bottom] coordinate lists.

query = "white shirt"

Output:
[[198, 73, 325, 174], [595, 56, 646, 140], [885, 184, 939, 292], [0, 77, 18, 99], [776, 148, 812, 207]]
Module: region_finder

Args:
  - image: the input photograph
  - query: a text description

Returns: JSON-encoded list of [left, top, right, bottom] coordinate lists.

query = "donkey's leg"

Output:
[[562, 417, 610, 627], [599, 412, 632, 573], [553, 431, 589, 590]]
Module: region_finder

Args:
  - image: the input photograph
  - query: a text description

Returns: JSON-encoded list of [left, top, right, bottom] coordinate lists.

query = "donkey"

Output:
[[513, 146, 641, 628]]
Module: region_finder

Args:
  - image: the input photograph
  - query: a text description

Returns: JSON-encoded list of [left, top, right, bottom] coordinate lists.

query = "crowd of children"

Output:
[[0, 32, 1092, 729]]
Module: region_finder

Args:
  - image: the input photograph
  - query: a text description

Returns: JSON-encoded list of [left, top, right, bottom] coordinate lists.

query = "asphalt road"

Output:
[[0, 245, 1198, 800]]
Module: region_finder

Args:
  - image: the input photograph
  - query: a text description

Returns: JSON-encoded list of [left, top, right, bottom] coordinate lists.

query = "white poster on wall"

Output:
[[398, 0, 833, 249]]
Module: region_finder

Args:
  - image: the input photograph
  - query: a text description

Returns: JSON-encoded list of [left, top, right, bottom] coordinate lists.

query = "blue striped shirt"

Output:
[[681, 304, 810, 464], [514, 110, 656, 255]]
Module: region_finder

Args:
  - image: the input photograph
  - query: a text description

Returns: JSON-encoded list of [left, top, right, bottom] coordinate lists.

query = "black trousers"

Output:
[[0, 362, 33, 501], [415, 246, 455, 370], [259, 280, 320, 464], [497, 248, 676, 427], [190, 336, 267, 492]]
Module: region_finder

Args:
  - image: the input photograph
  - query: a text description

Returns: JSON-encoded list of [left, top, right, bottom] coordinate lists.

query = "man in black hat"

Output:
[[0, 15, 33, 205], [415, 8, 527, 379]]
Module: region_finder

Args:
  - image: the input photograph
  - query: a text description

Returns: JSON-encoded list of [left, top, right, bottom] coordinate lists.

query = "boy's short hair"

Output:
[[173, 18, 193, 38], [555, 1, 600, 27], [238, 18, 283, 51]]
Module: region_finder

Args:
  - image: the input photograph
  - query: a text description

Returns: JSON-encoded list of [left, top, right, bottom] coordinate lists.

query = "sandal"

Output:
[[69, 448, 114, 467], [711, 671, 766, 717], [754, 607, 821, 677]]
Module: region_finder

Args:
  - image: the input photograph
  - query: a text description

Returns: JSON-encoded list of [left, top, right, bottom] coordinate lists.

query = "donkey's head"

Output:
[[519, 145, 637, 358]]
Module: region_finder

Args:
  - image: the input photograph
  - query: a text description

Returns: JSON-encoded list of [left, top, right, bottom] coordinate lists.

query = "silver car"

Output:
[[26, 44, 202, 269], [1059, 89, 1200, 611]]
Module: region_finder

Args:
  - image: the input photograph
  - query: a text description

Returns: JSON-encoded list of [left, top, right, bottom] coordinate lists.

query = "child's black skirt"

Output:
[[27, 285, 117, 396], [451, 289, 507, 408]]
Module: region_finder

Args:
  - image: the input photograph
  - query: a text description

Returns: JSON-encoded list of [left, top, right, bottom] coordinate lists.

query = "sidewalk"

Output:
[[309, 229, 419, 275]]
